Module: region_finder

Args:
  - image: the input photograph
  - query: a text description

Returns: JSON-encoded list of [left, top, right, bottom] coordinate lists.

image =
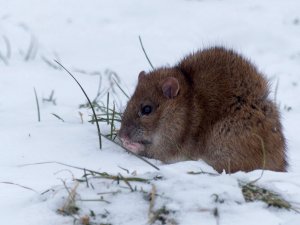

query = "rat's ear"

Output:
[[138, 71, 146, 80], [161, 77, 180, 99]]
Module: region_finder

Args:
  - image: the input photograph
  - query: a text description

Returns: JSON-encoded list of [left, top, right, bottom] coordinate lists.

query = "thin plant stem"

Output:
[[18, 161, 151, 181], [3, 35, 11, 59], [51, 113, 64, 122], [111, 102, 116, 139], [138, 35, 154, 70], [34, 87, 41, 122], [113, 78, 129, 99], [106, 92, 110, 125], [249, 133, 266, 184], [0, 181, 38, 193], [54, 60, 102, 149]]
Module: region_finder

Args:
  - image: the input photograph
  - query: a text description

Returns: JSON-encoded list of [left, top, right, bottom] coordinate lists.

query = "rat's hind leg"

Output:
[[202, 105, 286, 173]]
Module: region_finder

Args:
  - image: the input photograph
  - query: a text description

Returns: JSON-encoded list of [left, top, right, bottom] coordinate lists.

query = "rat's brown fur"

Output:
[[119, 47, 287, 173]]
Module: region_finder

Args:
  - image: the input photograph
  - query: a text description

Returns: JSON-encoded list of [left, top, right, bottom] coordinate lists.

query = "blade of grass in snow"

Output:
[[111, 102, 116, 139], [138, 35, 154, 70], [106, 92, 109, 125], [0, 181, 38, 193], [54, 60, 102, 149], [41, 55, 62, 70], [249, 133, 266, 184], [19, 161, 150, 182], [0, 52, 8, 65], [113, 78, 129, 99], [24, 32, 38, 61], [2, 35, 11, 59], [34, 87, 41, 122], [51, 113, 64, 122]]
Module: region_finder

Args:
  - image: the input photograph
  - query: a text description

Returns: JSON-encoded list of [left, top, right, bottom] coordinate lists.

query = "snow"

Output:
[[1, 0, 300, 224]]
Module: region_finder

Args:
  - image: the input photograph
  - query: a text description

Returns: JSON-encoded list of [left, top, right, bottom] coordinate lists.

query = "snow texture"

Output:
[[1, 0, 300, 224]]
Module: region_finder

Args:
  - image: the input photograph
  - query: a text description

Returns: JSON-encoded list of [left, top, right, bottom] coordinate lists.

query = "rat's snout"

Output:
[[118, 123, 145, 154], [119, 131, 145, 154], [121, 138, 144, 154], [118, 124, 134, 140], [119, 121, 144, 141]]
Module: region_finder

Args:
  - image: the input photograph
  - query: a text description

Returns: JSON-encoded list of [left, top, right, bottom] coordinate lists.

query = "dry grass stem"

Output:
[[0, 181, 38, 193], [58, 182, 80, 215], [34, 87, 41, 122]]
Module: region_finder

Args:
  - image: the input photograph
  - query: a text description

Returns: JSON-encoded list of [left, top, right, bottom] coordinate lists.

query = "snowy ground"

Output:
[[1, 0, 300, 224]]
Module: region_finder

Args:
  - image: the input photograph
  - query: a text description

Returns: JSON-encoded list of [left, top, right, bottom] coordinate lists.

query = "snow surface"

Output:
[[1, 0, 300, 224]]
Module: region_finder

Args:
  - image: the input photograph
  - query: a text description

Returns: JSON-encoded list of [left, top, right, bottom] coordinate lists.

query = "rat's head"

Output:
[[119, 68, 186, 157]]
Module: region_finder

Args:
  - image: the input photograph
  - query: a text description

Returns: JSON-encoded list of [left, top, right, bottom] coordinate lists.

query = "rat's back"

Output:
[[178, 47, 287, 172]]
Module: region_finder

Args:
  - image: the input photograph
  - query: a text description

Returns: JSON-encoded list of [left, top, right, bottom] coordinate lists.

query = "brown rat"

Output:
[[119, 47, 287, 173]]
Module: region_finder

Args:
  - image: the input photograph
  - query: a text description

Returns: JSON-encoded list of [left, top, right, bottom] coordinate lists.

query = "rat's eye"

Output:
[[141, 105, 152, 116]]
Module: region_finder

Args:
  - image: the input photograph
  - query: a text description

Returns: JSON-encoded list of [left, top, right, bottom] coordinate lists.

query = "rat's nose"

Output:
[[118, 126, 129, 140], [118, 124, 136, 140], [120, 137, 130, 146]]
